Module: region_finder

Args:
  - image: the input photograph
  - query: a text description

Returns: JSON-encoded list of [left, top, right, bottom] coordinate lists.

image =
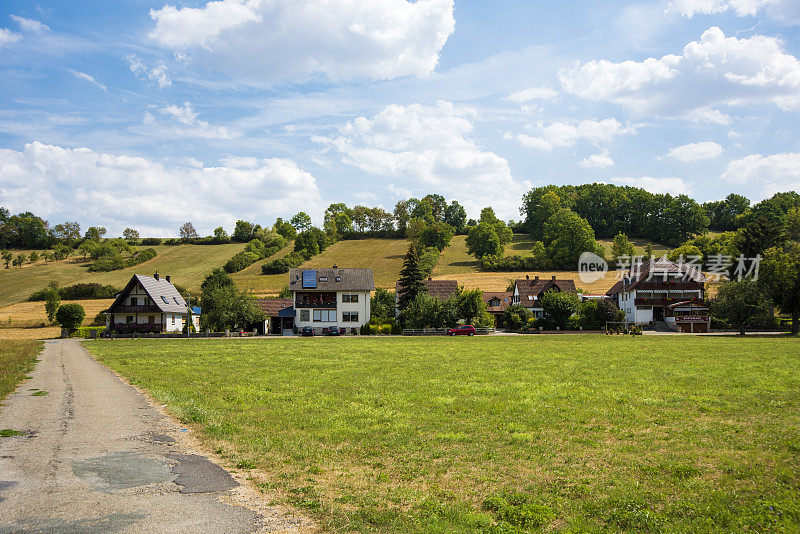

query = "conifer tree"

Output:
[[397, 243, 426, 312]]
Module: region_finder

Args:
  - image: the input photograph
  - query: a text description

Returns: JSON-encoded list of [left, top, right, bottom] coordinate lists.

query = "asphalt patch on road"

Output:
[[72, 451, 173, 493], [0, 481, 17, 502], [0, 512, 146, 534], [166, 453, 239, 494], [150, 433, 176, 443]]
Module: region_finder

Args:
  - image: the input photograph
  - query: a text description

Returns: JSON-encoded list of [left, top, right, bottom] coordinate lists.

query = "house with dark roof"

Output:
[[289, 267, 375, 333], [606, 258, 710, 333], [511, 275, 577, 318], [254, 298, 294, 335], [394, 277, 459, 316], [483, 291, 512, 327], [103, 273, 200, 333]]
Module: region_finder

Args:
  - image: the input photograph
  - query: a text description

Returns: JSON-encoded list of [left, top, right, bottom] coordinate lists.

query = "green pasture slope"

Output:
[[87, 335, 800, 532]]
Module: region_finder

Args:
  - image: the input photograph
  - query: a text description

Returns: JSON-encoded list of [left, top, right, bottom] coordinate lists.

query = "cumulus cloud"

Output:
[[67, 69, 107, 92], [145, 101, 238, 139], [560, 27, 800, 114], [314, 101, 531, 219], [127, 55, 171, 88], [611, 176, 692, 195], [722, 152, 800, 197], [507, 119, 635, 151], [0, 28, 22, 49], [668, 0, 800, 24], [684, 107, 732, 125], [148, 0, 455, 82], [10, 15, 50, 33], [666, 141, 724, 162], [508, 86, 558, 103], [579, 151, 615, 168], [0, 141, 321, 235]]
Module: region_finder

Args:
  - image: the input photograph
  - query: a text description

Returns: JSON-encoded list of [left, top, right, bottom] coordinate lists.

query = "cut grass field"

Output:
[[87, 336, 800, 532], [0, 244, 246, 308], [0, 340, 41, 400]]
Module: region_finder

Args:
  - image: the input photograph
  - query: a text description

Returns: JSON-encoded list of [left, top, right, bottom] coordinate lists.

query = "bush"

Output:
[[91, 311, 106, 326], [30, 282, 119, 301], [141, 238, 162, 246], [262, 252, 304, 275], [69, 326, 105, 338], [56, 303, 85, 331], [480, 245, 550, 272], [223, 251, 260, 273], [89, 248, 157, 272], [163, 238, 179, 245]]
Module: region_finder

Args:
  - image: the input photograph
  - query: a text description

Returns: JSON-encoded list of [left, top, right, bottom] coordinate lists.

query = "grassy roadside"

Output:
[[87, 336, 800, 532], [0, 340, 42, 400]]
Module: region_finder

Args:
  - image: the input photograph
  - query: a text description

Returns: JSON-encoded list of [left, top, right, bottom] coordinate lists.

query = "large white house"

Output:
[[288, 267, 374, 334], [606, 258, 710, 333], [104, 273, 200, 333]]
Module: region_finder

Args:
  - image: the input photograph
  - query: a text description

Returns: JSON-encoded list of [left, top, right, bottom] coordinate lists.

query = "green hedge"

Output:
[[261, 252, 304, 275], [89, 248, 157, 272], [30, 283, 119, 301], [69, 326, 106, 338]]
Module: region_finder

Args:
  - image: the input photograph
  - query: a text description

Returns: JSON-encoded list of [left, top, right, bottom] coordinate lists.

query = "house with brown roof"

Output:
[[606, 258, 709, 332], [483, 291, 512, 327], [511, 275, 577, 318], [254, 298, 294, 335], [289, 267, 375, 334], [104, 273, 200, 333], [395, 277, 459, 316]]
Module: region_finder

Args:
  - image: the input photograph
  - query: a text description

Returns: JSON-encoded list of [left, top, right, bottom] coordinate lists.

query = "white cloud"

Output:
[[0, 28, 22, 49], [579, 151, 615, 168], [560, 27, 800, 114], [508, 119, 635, 151], [611, 176, 692, 195], [127, 55, 171, 88], [0, 141, 321, 235], [666, 141, 724, 161], [10, 15, 50, 33], [315, 101, 531, 219], [684, 107, 732, 125], [148, 0, 455, 82], [67, 69, 107, 92], [508, 86, 557, 103], [668, 0, 800, 24], [722, 152, 800, 197], [146, 101, 237, 139]]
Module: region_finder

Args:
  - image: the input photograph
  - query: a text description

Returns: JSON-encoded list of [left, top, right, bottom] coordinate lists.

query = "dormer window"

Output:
[[319, 277, 328, 282], [161, 296, 169, 304], [173, 297, 180, 304]]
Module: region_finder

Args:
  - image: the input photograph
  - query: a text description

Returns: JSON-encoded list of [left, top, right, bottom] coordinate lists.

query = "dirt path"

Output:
[[0, 339, 307, 533]]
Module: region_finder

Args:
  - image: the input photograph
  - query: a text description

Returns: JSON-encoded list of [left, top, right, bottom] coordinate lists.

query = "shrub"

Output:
[[69, 326, 105, 338], [141, 238, 162, 246], [381, 323, 393, 335], [223, 251, 260, 273], [31, 282, 119, 301], [89, 248, 157, 272], [91, 311, 106, 326], [56, 303, 85, 331], [262, 253, 304, 275]]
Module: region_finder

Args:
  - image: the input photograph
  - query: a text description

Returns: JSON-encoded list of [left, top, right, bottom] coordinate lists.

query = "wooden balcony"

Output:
[[109, 304, 162, 314]]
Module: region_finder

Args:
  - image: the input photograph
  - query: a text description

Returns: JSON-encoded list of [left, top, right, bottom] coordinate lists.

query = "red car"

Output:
[[447, 325, 476, 336]]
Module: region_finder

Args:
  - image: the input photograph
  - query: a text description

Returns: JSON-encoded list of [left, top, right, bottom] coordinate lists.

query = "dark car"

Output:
[[447, 325, 476, 336], [323, 326, 346, 336], [300, 326, 315, 337]]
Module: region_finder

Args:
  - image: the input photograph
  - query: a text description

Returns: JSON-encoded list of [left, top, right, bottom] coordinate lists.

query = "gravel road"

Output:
[[0, 339, 304, 533]]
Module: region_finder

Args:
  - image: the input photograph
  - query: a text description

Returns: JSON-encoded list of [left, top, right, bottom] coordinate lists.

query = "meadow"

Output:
[[87, 336, 800, 532], [0, 340, 42, 400]]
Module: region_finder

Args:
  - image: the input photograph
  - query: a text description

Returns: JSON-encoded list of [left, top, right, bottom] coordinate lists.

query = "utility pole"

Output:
[[187, 293, 191, 338]]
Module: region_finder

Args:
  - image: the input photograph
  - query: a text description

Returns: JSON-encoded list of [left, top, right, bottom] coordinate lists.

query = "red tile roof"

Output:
[[396, 279, 459, 301], [483, 292, 512, 313], [606, 258, 706, 295], [255, 298, 293, 317], [515, 276, 577, 307]]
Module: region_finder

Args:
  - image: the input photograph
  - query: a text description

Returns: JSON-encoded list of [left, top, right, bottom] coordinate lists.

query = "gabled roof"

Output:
[[289, 268, 375, 292], [606, 258, 707, 295], [256, 298, 294, 317], [483, 291, 512, 313], [396, 278, 459, 301], [515, 276, 577, 306], [105, 274, 189, 314]]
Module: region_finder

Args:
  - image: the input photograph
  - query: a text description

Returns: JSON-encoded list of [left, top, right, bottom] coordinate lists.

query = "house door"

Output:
[[653, 307, 664, 321]]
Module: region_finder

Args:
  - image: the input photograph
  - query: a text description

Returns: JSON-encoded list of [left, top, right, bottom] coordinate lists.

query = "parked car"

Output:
[[323, 326, 346, 336], [300, 326, 315, 337], [447, 325, 476, 336]]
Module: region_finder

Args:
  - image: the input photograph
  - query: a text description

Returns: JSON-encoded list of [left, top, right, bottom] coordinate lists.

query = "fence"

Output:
[[402, 327, 495, 336]]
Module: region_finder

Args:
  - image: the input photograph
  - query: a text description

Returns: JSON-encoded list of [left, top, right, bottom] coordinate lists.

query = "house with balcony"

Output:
[[606, 258, 710, 333], [511, 275, 577, 318], [288, 267, 374, 334], [103, 273, 200, 333]]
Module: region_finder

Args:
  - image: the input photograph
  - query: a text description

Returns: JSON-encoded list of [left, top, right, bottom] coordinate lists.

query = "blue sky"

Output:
[[0, 0, 799, 236]]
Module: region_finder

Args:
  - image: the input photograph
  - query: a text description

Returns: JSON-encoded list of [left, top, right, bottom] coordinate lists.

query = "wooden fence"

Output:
[[402, 327, 495, 336]]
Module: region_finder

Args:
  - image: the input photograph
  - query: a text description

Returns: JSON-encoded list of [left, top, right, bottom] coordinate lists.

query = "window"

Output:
[[300, 310, 310, 322], [343, 312, 359, 322], [342, 294, 359, 303], [313, 310, 336, 322], [171, 315, 175, 325], [335, 276, 341, 282], [161, 296, 169, 304], [126, 316, 134, 323], [130, 297, 137, 306], [319, 276, 328, 282]]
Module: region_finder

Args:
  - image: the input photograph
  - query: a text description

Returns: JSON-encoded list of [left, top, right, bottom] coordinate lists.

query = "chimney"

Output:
[[166, 275, 171, 283], [332, 265, 338, 269], [154, 272, 159, 281], [525, 274, 529, 280]]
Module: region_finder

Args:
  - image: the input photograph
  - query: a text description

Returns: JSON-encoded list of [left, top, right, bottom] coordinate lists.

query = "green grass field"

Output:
[[433, 235, 538, 277], [0, 243, 246, 308], [0, 340, 42, 400], [87, 336, 800, 532]]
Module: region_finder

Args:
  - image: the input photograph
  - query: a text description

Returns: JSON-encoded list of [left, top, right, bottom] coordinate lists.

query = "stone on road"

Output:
[[0, 340, 299, 533]]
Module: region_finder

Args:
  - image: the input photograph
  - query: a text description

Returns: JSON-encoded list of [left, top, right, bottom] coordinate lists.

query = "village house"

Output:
[[483, 291, 512, 327], [606, 257, 710, 333], [255, 298, 295, 336], [394, 277, 459, 316], [511, 275, 577, 318], [103, 273, 200, 333], [289, 267, 374, 334]]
